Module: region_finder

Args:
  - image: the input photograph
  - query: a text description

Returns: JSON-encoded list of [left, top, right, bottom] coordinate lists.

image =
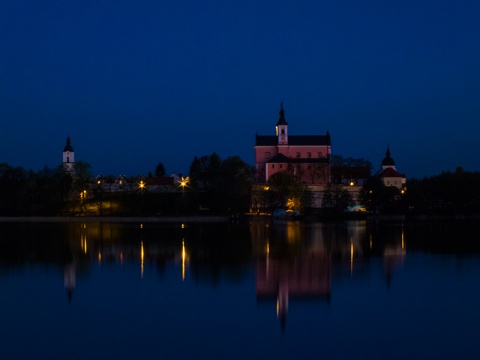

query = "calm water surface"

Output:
[[0, 219, 479, 360]]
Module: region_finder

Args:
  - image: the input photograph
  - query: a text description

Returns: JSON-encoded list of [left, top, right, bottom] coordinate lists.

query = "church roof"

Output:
[[255, 134, 331, 146], [64, 136, 74, 152], [376, 167, 406, 178]]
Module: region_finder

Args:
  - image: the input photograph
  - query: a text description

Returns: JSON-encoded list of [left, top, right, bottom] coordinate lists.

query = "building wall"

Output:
[[255, 144, 331, 183], [383, 176, 406, 189]]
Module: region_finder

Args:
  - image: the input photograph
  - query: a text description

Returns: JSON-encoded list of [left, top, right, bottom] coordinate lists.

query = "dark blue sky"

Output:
[[1, 0, 479, 178]]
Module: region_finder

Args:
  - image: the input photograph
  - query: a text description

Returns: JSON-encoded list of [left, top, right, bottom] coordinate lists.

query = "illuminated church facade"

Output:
[[254, 104, 331, 184]]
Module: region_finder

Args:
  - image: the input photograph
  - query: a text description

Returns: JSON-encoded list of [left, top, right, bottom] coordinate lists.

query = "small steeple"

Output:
[[64, 135, 74, 152], [277, 102, 288, 126], [381, 145, 396, 168], [62, 135, 75, 173]]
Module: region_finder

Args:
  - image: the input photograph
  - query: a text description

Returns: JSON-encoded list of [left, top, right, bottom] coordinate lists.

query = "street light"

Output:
[[179, 176, 189, 193]]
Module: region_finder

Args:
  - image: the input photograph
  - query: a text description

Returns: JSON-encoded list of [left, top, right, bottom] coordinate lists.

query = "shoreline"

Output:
[[0, 216, 230, 223]]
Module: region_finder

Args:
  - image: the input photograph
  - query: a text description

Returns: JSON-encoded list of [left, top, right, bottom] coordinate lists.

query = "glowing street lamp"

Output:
[[179, 176, 189, 193]]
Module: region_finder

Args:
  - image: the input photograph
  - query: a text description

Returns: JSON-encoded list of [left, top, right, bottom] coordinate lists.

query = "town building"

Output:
[[375, 147, 406, 189], [254, 104, 331, 184]]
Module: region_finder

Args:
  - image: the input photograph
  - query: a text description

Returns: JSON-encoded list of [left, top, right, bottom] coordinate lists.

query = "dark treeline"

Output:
[[0, 162, 90, 216], [360, 167, 480, 215], [2, 158, 480, 216], [404, 167, 480, 215], [0, 154, 252, 216]]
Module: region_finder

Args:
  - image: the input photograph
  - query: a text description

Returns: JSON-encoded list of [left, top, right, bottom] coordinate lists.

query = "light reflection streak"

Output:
[[182, 239, 186, 281], [350, 238, 354, 274], [140, 241, 144, 278]]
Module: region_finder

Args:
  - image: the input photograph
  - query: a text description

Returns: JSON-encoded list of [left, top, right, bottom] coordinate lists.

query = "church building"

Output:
[[254, 104, 331, 184], [375, 146, 406, 189]]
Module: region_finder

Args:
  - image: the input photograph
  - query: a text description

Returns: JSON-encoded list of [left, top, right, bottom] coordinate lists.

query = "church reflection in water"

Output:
[[250, 218, 406, 326], [0, 219, 408, 314]]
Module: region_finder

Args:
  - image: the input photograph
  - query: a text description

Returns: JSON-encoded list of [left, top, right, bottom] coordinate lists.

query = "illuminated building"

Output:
[[254, 104, 331, 184]]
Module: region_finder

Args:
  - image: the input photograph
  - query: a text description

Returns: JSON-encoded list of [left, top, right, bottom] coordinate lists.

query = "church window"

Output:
[[317, 152, 322, 158], [296, 152, 300, 158], [307, 152, 311, 158], [280, 164, 283, 169], [265, 152, 271, 160], [272, 164, 275, 169], [281, 129, 285, 135]]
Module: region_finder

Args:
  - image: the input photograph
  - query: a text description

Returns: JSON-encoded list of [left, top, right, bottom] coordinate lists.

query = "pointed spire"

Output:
[[64, 135, 74, 152], [277, 102, 288, 125], [382, 145, 395, 167]]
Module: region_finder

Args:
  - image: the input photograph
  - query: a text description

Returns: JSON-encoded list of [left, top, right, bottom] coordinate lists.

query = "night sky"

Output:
[[1, 0, 479, 178]]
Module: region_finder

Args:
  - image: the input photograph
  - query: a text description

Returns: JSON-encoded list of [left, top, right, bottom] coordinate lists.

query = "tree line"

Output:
[[1, 157, 480, 216]]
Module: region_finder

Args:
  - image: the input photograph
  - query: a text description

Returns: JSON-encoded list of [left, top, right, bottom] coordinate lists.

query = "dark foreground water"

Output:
[[0, 219, 479, 360]]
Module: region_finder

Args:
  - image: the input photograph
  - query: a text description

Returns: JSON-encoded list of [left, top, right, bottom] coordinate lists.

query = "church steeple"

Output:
[[381, 145, 396, 169], [277, 102, 288, 126], [64, 135, 74, 152], [276, 103, 288, 145], [63, 135, 75, 173]]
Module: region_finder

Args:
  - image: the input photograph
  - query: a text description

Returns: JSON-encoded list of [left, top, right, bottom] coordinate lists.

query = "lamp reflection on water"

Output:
[[350, 238, 354, 275], [181, 239, 187, 281], [140, 241, 144, 278], [80, 223, 87, 254]]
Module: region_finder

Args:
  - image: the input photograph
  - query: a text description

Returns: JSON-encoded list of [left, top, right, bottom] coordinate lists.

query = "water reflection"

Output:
[[1, 220, 480, 359]]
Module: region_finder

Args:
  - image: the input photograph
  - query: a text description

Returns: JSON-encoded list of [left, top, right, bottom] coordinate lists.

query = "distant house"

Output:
[[375, 147, 406, 189], [254, 104, 331, 184]]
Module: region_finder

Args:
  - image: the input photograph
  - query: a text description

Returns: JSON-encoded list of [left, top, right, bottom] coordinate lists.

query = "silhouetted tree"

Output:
[[155, 162, 166, 177]]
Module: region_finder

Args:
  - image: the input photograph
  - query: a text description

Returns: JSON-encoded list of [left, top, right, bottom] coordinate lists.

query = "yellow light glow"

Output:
[[140, 241, 144, 278], [350, 239, 354, 274], [98, 251, 102, 263], [350, 181, 354, 186], [182, 239, 187, 281], [140, 223, 143, 229], [181, 223, 185, 229], [263, 186, 270, 191], [81, 233, 87, 254], [265, 242, 270, 255]]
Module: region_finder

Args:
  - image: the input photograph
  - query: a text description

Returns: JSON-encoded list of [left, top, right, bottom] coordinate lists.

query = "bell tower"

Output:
[[63, 135, 75, 173], [276, 103, 288, 145]]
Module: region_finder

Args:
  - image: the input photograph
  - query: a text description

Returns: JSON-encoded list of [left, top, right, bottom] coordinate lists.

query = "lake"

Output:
[[0, 218, 479, 360]]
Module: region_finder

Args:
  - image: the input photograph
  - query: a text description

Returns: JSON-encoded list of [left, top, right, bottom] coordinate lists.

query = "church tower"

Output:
[[381, 146, 396, 170], [63, 135, 75, 173], [276, 103, 288, 145]]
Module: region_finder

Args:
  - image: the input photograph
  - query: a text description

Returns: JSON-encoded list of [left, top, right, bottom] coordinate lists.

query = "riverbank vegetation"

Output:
[[1, 160, 480, 217]]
